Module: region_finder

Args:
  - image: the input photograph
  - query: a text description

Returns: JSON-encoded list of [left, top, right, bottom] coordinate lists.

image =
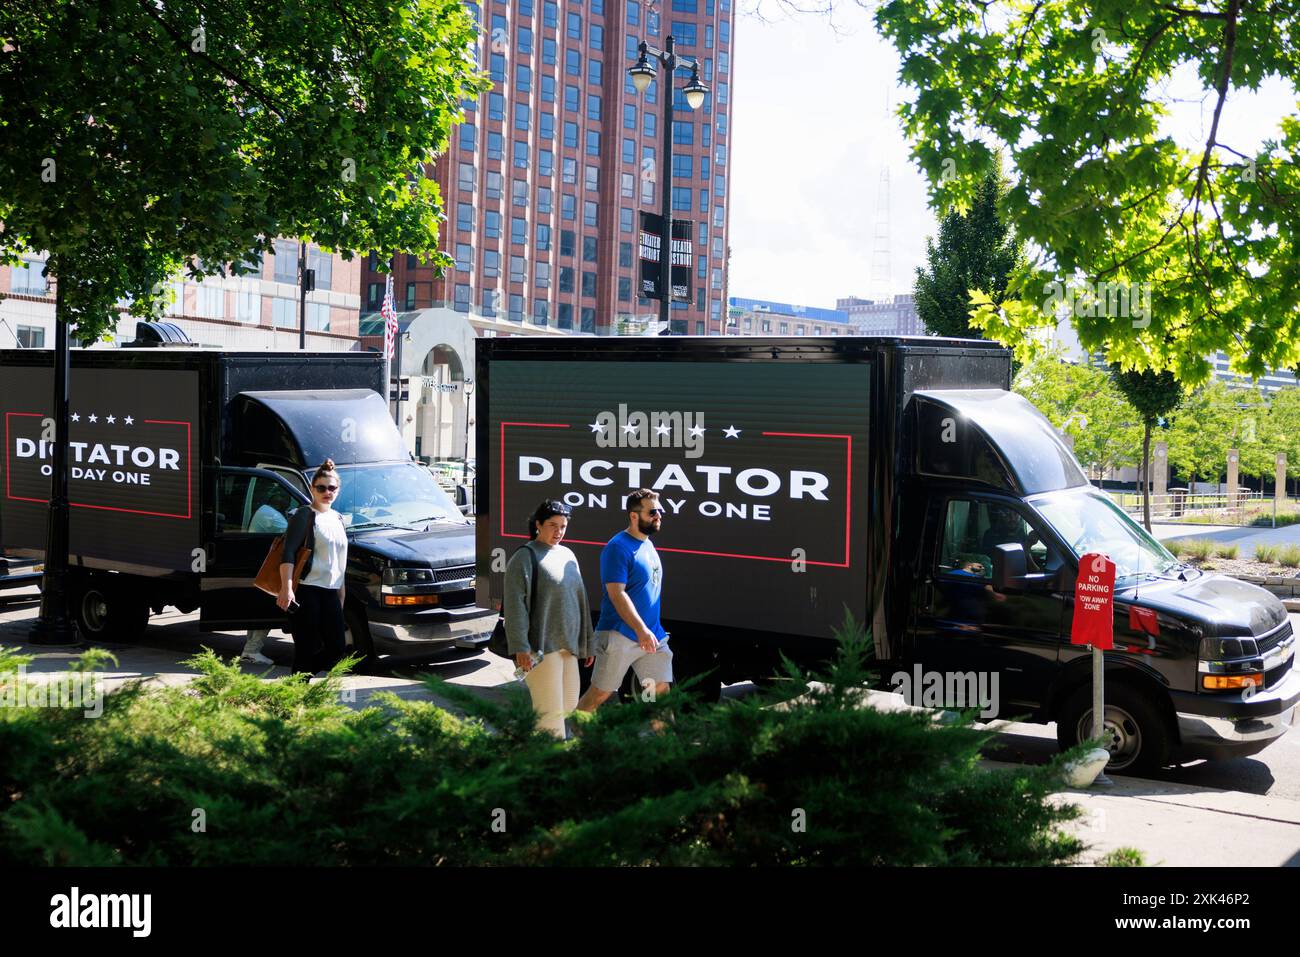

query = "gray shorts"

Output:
[[590, 629, 673, 693]]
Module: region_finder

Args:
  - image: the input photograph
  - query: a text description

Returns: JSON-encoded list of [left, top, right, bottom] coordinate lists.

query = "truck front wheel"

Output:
[[1056, 682, 1171, 776], [73, 579, 149, 643]]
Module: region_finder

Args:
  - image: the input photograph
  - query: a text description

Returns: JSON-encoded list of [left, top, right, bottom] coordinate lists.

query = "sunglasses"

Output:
[[643, 508, 665, 516], [314, 484, 339, 493]]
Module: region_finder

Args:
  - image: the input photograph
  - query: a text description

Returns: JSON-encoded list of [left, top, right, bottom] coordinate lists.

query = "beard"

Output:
[[637, 517, 660, 536]]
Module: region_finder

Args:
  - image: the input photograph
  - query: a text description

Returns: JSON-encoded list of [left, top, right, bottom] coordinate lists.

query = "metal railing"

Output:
[[1109, 489, 1295, 526]]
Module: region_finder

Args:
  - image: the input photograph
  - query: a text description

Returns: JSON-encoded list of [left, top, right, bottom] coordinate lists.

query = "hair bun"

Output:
[[320, 458, 336, 471]]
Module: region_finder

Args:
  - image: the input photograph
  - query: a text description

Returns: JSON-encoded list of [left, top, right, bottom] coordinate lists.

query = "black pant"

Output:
[[289, 584, 346, 675]]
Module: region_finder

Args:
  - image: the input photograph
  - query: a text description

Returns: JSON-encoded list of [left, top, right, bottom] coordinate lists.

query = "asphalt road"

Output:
[[3, 585, 1300, 801]]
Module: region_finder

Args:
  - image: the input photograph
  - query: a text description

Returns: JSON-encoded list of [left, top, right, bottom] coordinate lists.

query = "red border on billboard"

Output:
[[498, 422, 852, 567], [4, 412, 193, 520]]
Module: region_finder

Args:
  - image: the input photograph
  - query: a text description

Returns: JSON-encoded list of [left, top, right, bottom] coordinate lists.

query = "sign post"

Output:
[[1071, 552, 1116, 784]]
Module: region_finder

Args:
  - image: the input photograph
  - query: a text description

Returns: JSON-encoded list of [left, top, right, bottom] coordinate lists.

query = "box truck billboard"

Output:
[[1, 350, 495, 661], [477, 336, 1299, 774]]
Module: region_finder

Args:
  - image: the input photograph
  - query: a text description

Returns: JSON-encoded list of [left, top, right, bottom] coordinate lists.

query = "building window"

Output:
[[544, 0, 557, 28], [671, 21, 696, 46], [16, 324, 45, 347], [645, 78, 657, 104], [562, 194, 576, 221], [721, 20, 730, 43], [273, 240, 299, 283], [489, 92, 504, 121], [591, 24, 603, 50], [490, 53, 506, 82], [582, 271, 597, 297], [510, 256, 526, 283], [628, 0, 640, 25], [672, 186, 691, 211], [11, 258, 48, 295], [621, 172, 634, 198], [699, 189, 708, 213], [673, 120, 693, 145], [513, 140, 528, 167], [619, 242, 633, 268], [587, 93, 602, 121], [586, 129, 600, 156], [536, 262, 551, 288], [563, 157, 577, 184], [558, 303, 573, 329], [566, 47, 581, 77], [712, 267, 722, 289], [563, 121, 578, 148], [583, 200, 597, 226], [518, 26, 533, 55], [559, 267, 574, 293], [509, 294, 525, 322], [643, 111, 656, 137], [543, 37, 557, 65], [581, 307, 595, 333], [696, 320, 705, 335], [194, 284, 224, 319], [488, 131, 503, 160], [703, 122, 712, 148], [536, 224, 552, 251], [567, 11, 581, 40], [618, 276, 631, 302], [538, 187, 553, 213], [588, 59, 602, 85], [534, 299, 549, 325], [702, 157, 710, 181], [561, 230, 576, 256], [706, 23, 713, 48], [713, 205, 724, 228], [672, 154, 693, 179], [458, 162, 475, 192], [455, 243, 473, 272], [565, 84, 579, 111], [514, 103, 530, 131], [486, 171, 503, 199], [539, 151, 553, 176], [513, 179, 529, 207], [484, 251, 500, 277], [271, 296, 296, 328], [402, 282, 415, 310], [482, 289, 497, 317], [704, 57, 713, 82], [454, 284, 470, 313], [542, 75, 556, 104], [624, 103, 636, 129], [583, 236, 598, 262], [511, 217, 527, 245], [585, 165, 599, 191], [719, 52, 729, 74], [641, 177, 654, 205], [620, 207, 633, 233], [714, 172, 726, 197], [622, 137, 635, 163], [366, 283, 382, 310], [486, 211, 501, 238]]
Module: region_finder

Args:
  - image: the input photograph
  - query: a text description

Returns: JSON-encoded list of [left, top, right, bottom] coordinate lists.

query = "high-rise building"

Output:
[[360, 0, 737, 336]]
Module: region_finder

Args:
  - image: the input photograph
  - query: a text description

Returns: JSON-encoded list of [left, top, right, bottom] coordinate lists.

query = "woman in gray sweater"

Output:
[[505, 500, 595, 738]]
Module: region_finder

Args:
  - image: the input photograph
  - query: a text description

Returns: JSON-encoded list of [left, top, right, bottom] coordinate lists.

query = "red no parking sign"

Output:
[[1071, 552, 1115, 650]]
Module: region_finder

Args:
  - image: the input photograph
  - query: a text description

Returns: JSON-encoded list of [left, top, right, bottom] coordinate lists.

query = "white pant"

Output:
[[524, 650, 579, 738]]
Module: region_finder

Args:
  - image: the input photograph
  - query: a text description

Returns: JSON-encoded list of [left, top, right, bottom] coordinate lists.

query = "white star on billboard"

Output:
[[723, 426, 741, 438]]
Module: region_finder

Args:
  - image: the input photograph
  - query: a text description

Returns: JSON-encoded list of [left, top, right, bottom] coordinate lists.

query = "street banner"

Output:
[[638, 212, 693, 303], [1071, 552, 1115, 649]]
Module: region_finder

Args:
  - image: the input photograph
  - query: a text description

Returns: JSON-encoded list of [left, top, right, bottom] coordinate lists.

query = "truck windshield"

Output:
[[1031, 487, 1180, 582], [329, 463, 466, 529]]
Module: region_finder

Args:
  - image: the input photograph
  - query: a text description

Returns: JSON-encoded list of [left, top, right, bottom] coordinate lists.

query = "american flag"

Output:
[[381, 273, 398, 359]]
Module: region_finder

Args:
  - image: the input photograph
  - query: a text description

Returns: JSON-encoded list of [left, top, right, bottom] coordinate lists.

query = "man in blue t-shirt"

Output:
[[576, 488, 672, 712]]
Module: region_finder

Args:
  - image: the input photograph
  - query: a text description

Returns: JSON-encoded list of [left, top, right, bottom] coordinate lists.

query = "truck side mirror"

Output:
[[992, 543, 1027, 591]]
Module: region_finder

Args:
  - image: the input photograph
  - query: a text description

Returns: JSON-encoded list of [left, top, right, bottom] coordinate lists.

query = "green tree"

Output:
[[914, 166, 1024, 339], [1167, 381, 1239, 490], [876, 1, 1300, 382], [1265, 388, 1300, 498], [1110, 369, 1184, 530], [0, 0, 486, 341]]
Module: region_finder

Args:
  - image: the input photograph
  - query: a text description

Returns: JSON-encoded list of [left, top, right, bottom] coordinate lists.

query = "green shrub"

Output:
[[1214, 544, 1239, 559], [0, 623, 1085, 867], [1098, 847, 1146, 867], [1254, 543, 1279, 564], [1278, 544, 1300, 568], [1169, 538, 1215, 561]]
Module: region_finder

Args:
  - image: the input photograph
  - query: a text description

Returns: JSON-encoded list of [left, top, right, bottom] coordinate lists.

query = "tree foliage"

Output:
[[0, 0, 486, 341], [877, 0, 1300, 383], [914, 166, 1025, 339], [1166, 380, 1268, 485]]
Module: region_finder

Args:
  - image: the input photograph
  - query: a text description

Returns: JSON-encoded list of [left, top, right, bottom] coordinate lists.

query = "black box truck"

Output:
[[476, 335, 1299, 773], [0, 349, 496, 661]]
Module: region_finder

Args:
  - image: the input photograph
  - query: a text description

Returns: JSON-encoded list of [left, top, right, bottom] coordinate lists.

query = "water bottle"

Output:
[[514, 650, 542, 681]]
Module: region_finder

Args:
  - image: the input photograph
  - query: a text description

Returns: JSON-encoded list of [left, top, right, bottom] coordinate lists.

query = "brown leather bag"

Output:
[[253, 511, 315, 597]]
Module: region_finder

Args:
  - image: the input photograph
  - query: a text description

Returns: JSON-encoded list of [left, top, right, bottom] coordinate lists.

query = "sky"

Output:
[[726, 2, 1298, 313]]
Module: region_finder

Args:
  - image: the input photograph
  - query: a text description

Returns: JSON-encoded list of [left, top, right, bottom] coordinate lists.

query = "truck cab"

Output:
[[900, 389, 1299, 773]]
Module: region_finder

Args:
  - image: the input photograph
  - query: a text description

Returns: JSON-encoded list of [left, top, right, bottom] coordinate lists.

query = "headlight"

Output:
[[382, 567, 434, 586], [1199, 637, 1260, 660]]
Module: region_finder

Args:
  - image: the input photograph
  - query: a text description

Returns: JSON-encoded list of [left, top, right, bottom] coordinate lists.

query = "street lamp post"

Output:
[[629, 37, 708, 335]]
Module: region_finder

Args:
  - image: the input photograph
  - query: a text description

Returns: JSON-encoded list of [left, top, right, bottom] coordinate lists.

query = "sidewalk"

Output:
[[5, 585, 1300, 866]]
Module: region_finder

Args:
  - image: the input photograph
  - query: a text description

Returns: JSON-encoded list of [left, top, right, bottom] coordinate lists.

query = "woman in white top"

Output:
[[277, 458, 349, 675]]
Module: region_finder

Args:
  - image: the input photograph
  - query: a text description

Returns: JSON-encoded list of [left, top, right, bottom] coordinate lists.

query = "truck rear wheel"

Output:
[[1056, 682, 1171, 776], [343, 605, 377, 673], [73, 579, 149, 643]]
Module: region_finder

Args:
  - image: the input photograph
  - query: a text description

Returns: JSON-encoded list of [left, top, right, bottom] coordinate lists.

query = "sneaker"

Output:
[[240, 652, 274, 666]]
